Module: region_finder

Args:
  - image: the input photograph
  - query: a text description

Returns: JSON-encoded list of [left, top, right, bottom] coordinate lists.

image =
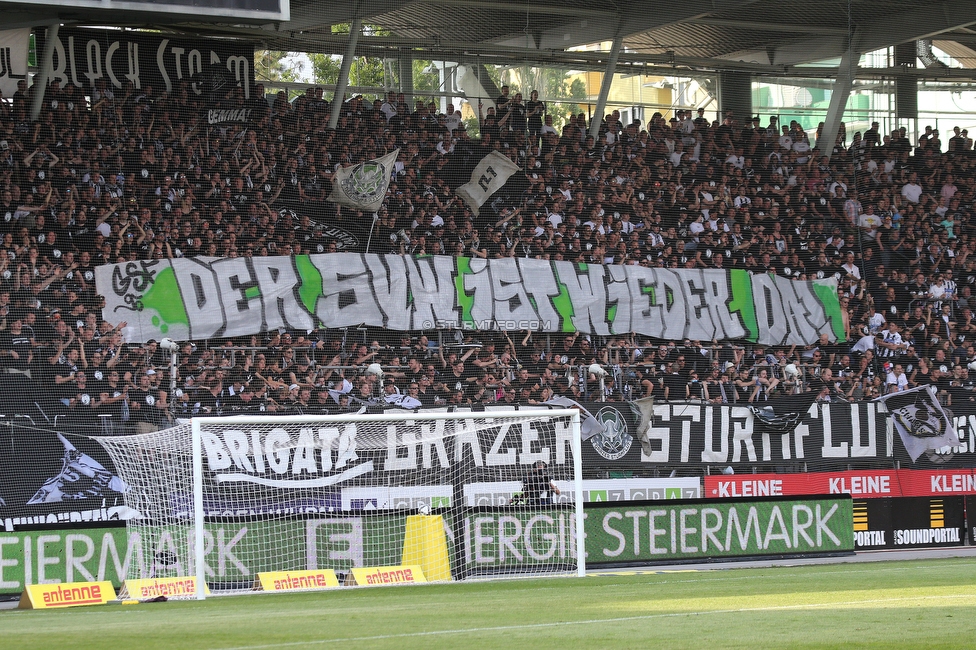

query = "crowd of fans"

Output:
[[0, 74, 975, 432]]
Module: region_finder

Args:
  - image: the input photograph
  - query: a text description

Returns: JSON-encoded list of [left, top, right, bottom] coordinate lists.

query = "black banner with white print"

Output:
[[34, 28, 255, 99], [3, 399, 976, 532], [584, 398, 976, 470], [0, 427, 135, 532]]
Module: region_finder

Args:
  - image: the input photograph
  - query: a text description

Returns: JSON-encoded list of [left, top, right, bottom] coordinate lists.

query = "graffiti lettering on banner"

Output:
[[195, 418, 575, 491], [96, 254, 844, 345]]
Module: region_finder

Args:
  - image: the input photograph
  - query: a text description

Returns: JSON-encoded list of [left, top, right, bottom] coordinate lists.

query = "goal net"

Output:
[[94, 408, 583, 597]]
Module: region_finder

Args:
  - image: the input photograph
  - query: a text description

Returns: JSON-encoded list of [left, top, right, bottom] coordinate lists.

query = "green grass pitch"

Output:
[[4, 558, 976, 649]]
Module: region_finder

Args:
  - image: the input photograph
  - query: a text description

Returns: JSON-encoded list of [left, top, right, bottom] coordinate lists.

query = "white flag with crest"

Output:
[[329, 149, 399, 212]]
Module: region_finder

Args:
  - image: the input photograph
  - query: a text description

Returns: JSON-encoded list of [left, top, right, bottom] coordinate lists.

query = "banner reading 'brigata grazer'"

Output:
[[96, 254, 843, 344]]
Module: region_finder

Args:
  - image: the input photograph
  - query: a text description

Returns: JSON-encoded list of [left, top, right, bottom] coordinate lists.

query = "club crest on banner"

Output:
[[329, 149, 399, 213], [589, 406, 633, 461], [341, 161, 388, 206]]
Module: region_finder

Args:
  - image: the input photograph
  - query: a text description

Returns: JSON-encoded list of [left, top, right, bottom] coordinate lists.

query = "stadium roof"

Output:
[[5, 0, 976, 78]]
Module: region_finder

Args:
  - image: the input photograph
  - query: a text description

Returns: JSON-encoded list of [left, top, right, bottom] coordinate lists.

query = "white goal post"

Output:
[[95, 408, 584, 599]]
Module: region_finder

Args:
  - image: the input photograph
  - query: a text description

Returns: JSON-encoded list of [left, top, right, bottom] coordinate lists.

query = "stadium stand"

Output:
[[0, 72, 974, 433]]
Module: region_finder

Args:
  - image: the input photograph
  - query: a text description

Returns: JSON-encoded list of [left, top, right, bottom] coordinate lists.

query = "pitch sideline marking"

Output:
[[217, 593, 976, 650]]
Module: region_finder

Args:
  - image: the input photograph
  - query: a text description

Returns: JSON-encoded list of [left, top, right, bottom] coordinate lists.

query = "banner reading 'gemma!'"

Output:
[[96, 254, 843, 344]]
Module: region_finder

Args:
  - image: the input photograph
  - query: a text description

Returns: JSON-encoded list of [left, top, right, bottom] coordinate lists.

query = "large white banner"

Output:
[[455, 151, 520, 216], [95, 254, 844, 345], [0, 29, 29, 97]]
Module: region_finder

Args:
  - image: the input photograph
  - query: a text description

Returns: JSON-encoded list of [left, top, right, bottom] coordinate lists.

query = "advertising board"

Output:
[[705, 469, 976, 500], [0, 497, 853, 594]]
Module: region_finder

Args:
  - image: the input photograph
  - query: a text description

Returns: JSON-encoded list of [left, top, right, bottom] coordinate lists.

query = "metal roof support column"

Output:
[[398, 48, 413, 96], [31, 22, 59, 122], [588, 34, 622, 141], [816, 46, 857, 163], [329, 17, 362, 130]]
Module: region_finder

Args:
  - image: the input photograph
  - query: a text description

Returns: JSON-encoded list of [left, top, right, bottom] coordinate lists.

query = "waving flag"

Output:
[[329, 149, 399, 212], [876, 385, 959, 462], [748, 391, 819, 435], [544, 396, 604, 440], [385, 393, 423, 410], [0, 29, 28, 97], [455, 151, 520, 216]]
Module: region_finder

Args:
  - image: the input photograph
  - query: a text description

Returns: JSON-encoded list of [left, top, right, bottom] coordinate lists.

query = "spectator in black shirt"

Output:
[[127, 371, 168, 433], [1, 312, 32, 373], [526, 91, 545, 143], [662, 363, 686, 401], [508, 93, 527, 134], [96, 369, 126, 421]]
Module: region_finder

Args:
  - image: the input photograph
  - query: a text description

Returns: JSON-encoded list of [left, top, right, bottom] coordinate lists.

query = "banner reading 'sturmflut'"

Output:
[[95, 254, 844, 344]]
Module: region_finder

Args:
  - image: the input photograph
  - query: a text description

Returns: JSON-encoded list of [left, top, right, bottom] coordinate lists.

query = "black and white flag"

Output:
[[206, 107, 252, 124], [544, 396, 604, 440], [455, 151, 520, 216], [876, 385, 960, 462], [748, 391, 819, 435], [28, 434, 129, 504], [385, 393, 422, 410], [329, 149, 399, 213]]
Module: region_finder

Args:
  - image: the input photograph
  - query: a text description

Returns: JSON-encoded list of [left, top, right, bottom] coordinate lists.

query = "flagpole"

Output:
[[365, 212, 379, 253]]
